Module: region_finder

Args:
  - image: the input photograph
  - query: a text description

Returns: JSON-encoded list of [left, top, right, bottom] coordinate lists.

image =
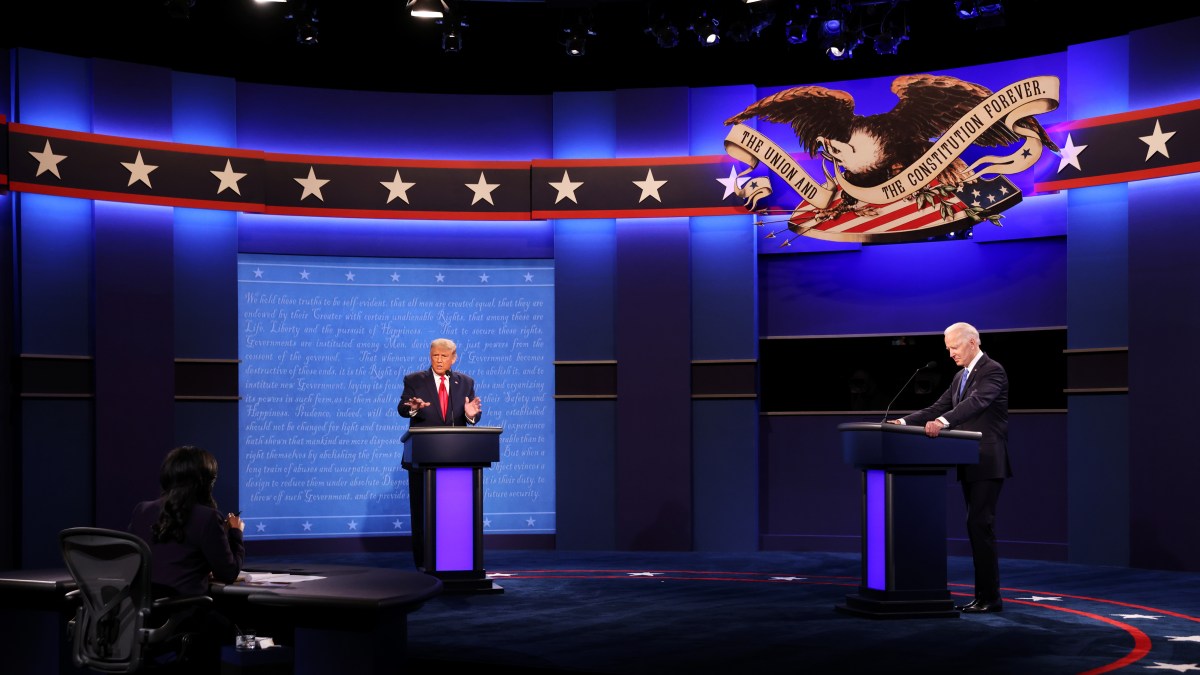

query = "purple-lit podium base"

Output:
[[402, 426, 504, 594], [835, 422, 981, 619]]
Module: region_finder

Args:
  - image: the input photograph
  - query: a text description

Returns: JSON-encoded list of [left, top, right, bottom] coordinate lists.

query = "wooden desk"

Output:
[[0, 564, 442, 675], [211, 564, 443, 675], [0, 569, 77, 675]]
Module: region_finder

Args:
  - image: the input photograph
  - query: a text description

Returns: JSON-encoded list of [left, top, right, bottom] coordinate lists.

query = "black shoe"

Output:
[[959, 598, 1003, 613]]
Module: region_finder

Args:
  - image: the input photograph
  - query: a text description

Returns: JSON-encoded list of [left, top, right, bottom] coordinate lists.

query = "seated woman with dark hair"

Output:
[[129, 445, 245, 668]]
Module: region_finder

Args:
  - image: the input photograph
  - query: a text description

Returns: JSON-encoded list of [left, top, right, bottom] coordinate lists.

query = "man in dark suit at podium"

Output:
[[397, 337, 483, 570], [890, 322, 1011, 614]]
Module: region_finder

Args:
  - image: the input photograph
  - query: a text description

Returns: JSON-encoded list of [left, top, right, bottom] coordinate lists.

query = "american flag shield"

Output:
[[761, 175, 1023, 245]]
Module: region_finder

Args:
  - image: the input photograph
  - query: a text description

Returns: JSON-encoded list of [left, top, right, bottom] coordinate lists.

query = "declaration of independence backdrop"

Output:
[[238, 254, 555, 540]]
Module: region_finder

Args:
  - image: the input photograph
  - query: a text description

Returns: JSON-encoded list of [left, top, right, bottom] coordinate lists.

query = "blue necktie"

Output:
[[958, 369, 969, 398]]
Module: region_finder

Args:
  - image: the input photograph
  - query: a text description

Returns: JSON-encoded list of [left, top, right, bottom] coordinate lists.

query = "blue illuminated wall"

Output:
[[7, 14, 1200, 572]]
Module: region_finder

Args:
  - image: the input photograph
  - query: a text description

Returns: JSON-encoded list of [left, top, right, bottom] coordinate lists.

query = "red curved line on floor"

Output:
[[999, 600, 1152, 675], [1002, 586, 1200, 622], [491, 571, 1162, 674]]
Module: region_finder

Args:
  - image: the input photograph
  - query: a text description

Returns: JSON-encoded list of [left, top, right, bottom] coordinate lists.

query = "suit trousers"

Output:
[[961, 478, 1004, 601]]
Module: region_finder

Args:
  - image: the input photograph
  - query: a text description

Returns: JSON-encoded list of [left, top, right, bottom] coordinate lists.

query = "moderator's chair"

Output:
[[59, 527, 213, 673]]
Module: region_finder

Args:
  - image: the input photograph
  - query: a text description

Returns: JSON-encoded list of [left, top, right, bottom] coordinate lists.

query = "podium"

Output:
[[835, 422, 981, 619], [401, 426, 503, 594]]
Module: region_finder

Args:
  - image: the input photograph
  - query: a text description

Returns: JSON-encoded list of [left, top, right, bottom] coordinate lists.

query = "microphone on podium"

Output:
[[881, 361, 938, 424]]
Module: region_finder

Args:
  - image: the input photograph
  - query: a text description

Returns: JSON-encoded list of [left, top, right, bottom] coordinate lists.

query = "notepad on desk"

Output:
[[238, 572, 325, 584]]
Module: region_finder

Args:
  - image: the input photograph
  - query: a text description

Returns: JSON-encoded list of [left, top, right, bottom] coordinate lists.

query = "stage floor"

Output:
[[245, 549, 1200, 674]]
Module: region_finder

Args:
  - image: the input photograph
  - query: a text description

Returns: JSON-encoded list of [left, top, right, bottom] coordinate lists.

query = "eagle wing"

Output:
[[887, 74, 1058, 152], [724, 86, 856, 158]]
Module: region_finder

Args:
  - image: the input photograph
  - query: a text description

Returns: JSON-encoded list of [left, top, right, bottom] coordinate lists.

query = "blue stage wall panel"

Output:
[[615, 216, 693, 550], [1130, 17, 1200, 110], [14, 49, 91, 130], [93, 59, 171, 140], [173, 71, 239, 148], [92, 200, 176, 529], [1127, 172, 1200, 571], [21, 400, 95, 568], [89, 59, 177, 530], [1068, 394, 1130, 566], [554, 218, 616, 360], [552, 90, 615, 159], [693, 399, 759, 552], [233, 83, 553, 160], [555, 400, 617, 551]]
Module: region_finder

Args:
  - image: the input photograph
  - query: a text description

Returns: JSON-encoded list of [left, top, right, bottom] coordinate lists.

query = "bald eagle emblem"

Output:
[[723, 74, 1061, 244]]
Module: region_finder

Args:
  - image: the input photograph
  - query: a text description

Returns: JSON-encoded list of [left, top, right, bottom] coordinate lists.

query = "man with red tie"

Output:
[[397, 337, 483, 569]]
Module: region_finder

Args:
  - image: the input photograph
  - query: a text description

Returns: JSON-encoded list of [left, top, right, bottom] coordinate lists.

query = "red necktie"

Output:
[[438, 376, 448, 422]]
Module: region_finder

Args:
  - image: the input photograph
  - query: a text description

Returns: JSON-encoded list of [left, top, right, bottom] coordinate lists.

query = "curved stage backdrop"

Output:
[[237, 253, 555, 540]]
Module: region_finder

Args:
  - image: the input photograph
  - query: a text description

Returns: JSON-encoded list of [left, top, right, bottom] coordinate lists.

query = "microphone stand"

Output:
[[881, 361, 936, 424]]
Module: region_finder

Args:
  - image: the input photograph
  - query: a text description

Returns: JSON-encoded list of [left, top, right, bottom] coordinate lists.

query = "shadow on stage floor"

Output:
[[249, 549, 1200, 674]]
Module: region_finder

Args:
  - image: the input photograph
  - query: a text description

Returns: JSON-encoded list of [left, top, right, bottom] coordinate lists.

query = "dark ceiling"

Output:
[[4, 1, 1200, 95]]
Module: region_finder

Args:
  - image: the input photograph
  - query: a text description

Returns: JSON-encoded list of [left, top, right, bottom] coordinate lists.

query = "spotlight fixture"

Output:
[[563, 26, 596, 56], [825, 32, 861, 61], [691, 13, 720, 47], [645, 13, 680, 48], [725, 5, 774, 43], [955, 1, 1004, 19], [408, 0, 449, 19], [285, 4, 320, 46], [954, 1, 1005, 28], [434, 8, 467, 53], [296, 16, 319, 45], [873, 29, 908, 55], [784, 18, 809, 44], [782, 5, 816, 45], [441, 20, 465, 53]]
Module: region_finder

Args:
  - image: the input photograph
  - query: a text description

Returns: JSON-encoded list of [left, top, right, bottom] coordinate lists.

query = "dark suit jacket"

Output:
[[128, 498, 245, 597], [901, 352, 1011, 482], [397, 368, 479, 428]]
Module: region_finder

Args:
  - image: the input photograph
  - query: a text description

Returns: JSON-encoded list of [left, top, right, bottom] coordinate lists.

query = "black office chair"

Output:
[[59, 527, 213, 673]]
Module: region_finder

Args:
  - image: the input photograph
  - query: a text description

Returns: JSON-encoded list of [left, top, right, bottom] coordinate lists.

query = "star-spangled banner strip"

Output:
[[4, 123, 747, 219], [6, 97, 1200, 216], [531, 157, 748, 218], [9, 123, 267, 211], [1035, 98, 1200, 192]]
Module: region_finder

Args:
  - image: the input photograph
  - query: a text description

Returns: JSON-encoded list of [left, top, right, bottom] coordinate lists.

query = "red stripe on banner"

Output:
[[262, 205, 531, 220], [533, 155, 731, 168], [1035, 161, 1200, 192], [801, 193, 965, 235], [264, 152, 530, 169], [884, 200, 967, 233], [1047, 98, 1200, 132], [843, 202, 920, 233], [9, 182, 265, 212], [532, 205, 746, 219]]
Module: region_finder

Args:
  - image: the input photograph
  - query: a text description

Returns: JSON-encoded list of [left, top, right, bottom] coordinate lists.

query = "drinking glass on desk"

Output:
[[236, 628, 257, 651]]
